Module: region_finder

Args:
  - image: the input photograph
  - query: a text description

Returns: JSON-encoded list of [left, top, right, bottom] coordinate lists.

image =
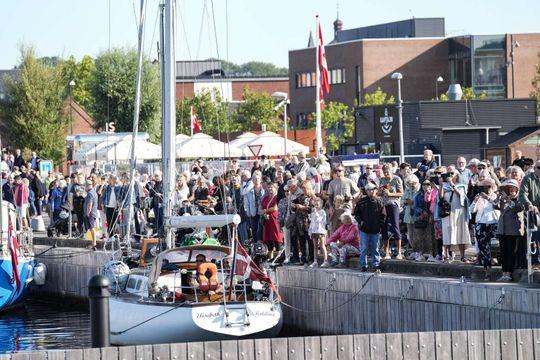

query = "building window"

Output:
[[295, 69, 345, 88], [329, 68, 346, 85], [296, 113, 310, 129], [472, 35, 506, 98]]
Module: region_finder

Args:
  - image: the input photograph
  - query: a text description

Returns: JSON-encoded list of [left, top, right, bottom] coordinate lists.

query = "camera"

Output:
[[429, 175, 440, 184], [477, 185, 490, 194], [441, 173, 451, 182]]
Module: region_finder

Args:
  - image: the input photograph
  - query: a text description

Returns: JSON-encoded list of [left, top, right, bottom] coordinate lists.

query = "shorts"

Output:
[[16, 204, 28, 218], [85, 216, 97, 230]]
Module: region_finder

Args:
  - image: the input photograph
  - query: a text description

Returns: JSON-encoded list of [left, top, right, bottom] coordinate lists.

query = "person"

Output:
[[326, 212, 360, 268], [90, 161, 103, 176], [398, 163, 412, 182], [402, 175, 421, 260], [13, 149, 25, 168], [29, 151, 40, 171], [327, 164, 360, 212], [49, 179, 65, 223], [306, 158, 321, 194], [357, 165, 374, 194], [261, 182, 282, 257], [416, 149, 437, 181], [277, 186, 291, 263], [102, 175, 120, 237], [71, 174, 86, 237], [2, 174, 14, 204], [149, 171, 164, 235], [84, 180, 98, 250], [308, 197, 328, 267], [507, 166, 524, 185], [379, 164, 404, 259], [518, 159, 540, 214], [469, 178, 499, 279], [284, 179, 303, 263], [245, 174, 265, 241], [291, 181, 316, 264], [456, 156, 471, 184], [496, 179, 525, 281], [439, 169, 471, 261], [512, 150, 527, 170], [29, 170, 44, 216], [348, 165, 361, 185], [316, 156, 332, 182], [414, 179, 436, 261], [295, 152, 309, 178], [354, 182, 386, 271], [12, 175, 29, 229]]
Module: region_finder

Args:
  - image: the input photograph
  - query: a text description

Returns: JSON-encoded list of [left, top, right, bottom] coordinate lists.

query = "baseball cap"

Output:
[[365, 183, 377, 190], [501, 179, 519, 188], [467, 158, 480, 167], [85, 179, 93, 186]]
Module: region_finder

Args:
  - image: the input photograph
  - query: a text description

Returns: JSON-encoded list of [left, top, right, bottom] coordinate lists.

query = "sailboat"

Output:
[[107, 0, 282, 345]]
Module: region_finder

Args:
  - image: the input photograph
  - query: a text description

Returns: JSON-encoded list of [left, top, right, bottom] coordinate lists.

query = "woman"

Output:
[[412, 179, 435, 261], [402, 175, 421, 260], [173, 174, 190, 212], [261, 183, 283, 257], [190, 177, 210, 212], [211, 175, 228, 213], [438, 170, 471, 262], [506, 166, 524, 185], [292, 181, 316, 264], [245, 175, 265, 241], [326, 212, 360, 268], [495, 179, 525, 282], [470, 178, 499, 279]]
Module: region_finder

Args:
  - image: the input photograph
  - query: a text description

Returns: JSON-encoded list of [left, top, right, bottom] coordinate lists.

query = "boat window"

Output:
[[136, 279, 142, 290], [127, 277, 137, 289]]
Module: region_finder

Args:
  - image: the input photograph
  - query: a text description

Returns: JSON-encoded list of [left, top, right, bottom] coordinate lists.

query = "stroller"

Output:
[[46, 206, 72, 237]]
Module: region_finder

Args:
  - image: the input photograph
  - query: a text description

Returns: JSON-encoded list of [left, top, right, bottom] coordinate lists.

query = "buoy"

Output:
[[33, 263, 47, 286], [31, 216, 46, 232]]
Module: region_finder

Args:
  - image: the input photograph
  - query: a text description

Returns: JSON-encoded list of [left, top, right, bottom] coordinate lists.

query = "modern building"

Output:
[[289, 17, 540, 128], [352, 98, 538, 165], [175, 60, 289, 103]]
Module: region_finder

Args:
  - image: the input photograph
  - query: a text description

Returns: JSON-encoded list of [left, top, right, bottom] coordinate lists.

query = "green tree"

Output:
[[236, 87, 282, 132], [0, 46, 70, 164], [176, 89, 238, 134], [439, 87, 488, 101], [531, 53, 540, 114], [310, 101, 354, 153], [222, 60, 288, 76], [89, 48, 161, 141], [360, 87, 395, 106], [59, 55, 96, 110]]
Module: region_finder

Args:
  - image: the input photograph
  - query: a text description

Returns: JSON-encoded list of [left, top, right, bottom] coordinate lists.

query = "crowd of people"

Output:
[[1, 148, 540, 282]]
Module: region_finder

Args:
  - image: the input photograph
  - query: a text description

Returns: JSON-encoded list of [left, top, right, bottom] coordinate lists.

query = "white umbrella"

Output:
[[232, 131, 310, 157], [228, 132, 258, 149], [175, 132, 242, 158], [83, 139, 162, 162]]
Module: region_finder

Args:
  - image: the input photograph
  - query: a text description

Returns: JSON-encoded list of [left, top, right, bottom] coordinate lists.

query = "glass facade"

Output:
[[449, 35, 507, 98]]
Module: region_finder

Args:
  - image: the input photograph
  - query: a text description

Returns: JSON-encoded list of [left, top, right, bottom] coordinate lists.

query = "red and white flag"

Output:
[[317, 19, 330, 110], [190, 106, 202, 133], [8, 219, 21, 291], [234, 242, 280, 299]]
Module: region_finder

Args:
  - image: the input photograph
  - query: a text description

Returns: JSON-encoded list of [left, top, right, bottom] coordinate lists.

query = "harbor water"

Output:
[[0, 299, 90, 354]]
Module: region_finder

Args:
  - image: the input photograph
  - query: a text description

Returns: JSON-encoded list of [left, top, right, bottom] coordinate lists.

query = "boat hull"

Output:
[[110, 296, 282, 345], [0, 256, 34, 312]]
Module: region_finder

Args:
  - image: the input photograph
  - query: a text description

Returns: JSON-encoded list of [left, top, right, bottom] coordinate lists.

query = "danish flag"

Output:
[[8, 218, 21, 291], [190, 106, 201, 133], [234, 242, 280, 299], [317, 19, 330, 110]]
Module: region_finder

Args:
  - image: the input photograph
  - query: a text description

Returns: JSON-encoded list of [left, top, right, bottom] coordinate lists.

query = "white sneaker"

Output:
[[496, 275, 512, 282], [320, 261, 330, 268], [383, 253, 392, 260], [426, 256, 437, 262], [283, 258, 290, 265], [396, 254, 404, 260], [309, 261, 318, 268], [414, 254, 425, 262]]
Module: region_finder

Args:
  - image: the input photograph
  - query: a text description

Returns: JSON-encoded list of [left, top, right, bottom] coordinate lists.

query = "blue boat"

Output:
[[0, 200, 34, 312]]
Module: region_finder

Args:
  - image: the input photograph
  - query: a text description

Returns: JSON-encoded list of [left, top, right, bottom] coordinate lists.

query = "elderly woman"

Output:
[[470, 178, 500, 279], [414, 179, 436, 261], [291, 181, 316, 264], [506, 166, 525, 185], [438, 169, 471, 262], [402, 174, 421, 260], [261, 182, 283, 256], [326, 212, 360, 268]]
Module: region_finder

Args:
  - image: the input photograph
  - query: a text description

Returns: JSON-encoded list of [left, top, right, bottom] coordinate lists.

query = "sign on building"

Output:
[[40, 160, 53, 175], [374, 105, 399, 142]]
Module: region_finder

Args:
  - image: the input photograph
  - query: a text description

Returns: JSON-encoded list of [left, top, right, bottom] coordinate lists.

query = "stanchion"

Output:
[[88, 274, 110, 347]]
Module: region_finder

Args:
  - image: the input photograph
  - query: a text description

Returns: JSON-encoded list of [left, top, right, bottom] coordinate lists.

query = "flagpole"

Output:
[[190, 106, 194, 137], [315, 15, 322, 156]]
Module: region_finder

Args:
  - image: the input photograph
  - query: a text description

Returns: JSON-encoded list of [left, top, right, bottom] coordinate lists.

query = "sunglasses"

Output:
[[434, 172, 442, 175], [536, 166, 540, 170], [478, 166, 486, 169]]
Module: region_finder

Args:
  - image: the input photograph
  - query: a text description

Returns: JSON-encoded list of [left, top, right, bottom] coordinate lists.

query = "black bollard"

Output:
[[88, 274, 111, 348]]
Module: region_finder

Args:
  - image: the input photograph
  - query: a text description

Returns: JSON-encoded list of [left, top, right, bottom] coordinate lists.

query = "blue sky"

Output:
[[1, 0, 539, 69]]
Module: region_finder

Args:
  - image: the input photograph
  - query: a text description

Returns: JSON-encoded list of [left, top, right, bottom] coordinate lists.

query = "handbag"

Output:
[[414, 218, 428, 229], [438, 191, 454, 219]]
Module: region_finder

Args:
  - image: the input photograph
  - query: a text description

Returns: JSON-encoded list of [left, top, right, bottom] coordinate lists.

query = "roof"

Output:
[[483, 126, 540, 149]]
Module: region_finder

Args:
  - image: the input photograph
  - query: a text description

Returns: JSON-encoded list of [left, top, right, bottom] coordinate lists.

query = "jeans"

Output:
[[359, 231, 381, 268], [382, 203, 401, 241]]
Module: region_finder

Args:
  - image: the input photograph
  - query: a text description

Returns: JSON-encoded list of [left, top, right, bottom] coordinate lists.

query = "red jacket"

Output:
[[13, 182, 29, 206], [326, 222, 360, 249]]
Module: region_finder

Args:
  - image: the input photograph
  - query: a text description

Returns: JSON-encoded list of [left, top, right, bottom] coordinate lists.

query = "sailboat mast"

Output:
[[162, 0, 177, 249], [315, 15, 322, 156], [126, 0, 146, 245]]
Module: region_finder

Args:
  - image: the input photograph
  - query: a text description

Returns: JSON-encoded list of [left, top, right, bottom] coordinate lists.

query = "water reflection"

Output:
[[0, 300, 90, 354]]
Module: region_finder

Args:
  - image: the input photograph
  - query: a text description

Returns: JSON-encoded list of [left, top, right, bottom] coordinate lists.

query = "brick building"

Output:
[[289, 17, 540, 128]]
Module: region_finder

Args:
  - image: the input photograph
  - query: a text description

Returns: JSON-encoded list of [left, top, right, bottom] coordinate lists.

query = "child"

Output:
[[309, 197, 328, 267]]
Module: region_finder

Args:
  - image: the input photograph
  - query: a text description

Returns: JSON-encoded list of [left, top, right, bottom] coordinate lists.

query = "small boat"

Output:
[[109, 216, 282, 345], [0, 200, 35, 312]]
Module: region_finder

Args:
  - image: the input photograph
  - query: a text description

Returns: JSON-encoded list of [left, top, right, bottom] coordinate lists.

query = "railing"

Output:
[[380, 153, 442, 166]]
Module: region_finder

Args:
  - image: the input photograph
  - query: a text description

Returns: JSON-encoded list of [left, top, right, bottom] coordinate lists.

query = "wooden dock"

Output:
[[2, 329, 540, 359]]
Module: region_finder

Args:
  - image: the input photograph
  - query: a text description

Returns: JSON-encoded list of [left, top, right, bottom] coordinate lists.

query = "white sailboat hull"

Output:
[[110, 297, 282, 345]]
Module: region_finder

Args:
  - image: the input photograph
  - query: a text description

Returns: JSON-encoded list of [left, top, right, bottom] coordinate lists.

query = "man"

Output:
[[327, 164, 360, 211], [13, 149, 25, 168], [102, 175, 120, 237], [348, 165, 361, 185], [12, 175, 29, 229], [379, 164, 404, 259], [416, 149, 437, 181], [84, 180, 98, 250], [29, 170, 44, 216], [354, 182, 387, 271], [2, 174, 14, 204], [306, 158, 321, 194], [512, 150, 527, 170], [90, 161, 103, 176], [519, 159, 540, 215], [0, 153, 10, 173], [357, 164, 374, 194], [285, 179, 304, 264], [398, 162, 412, 182], [149, 171, 164, 237], [29, 152, 40, 171], [295, 152, 309, 178], [456, 157, 471, 184]]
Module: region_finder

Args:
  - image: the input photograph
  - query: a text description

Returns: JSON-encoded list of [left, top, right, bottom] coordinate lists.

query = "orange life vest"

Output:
[[197, 262, 220, 292]]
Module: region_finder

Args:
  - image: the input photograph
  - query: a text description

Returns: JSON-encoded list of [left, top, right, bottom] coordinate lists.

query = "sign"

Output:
[[105, 122, 115, 133], [39, 160, 53, 175], [374, 105, 399, 142], [247, 144, 263, 157]]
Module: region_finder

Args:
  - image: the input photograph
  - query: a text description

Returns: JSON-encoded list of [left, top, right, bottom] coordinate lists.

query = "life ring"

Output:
[[197, 262, 220, 292]]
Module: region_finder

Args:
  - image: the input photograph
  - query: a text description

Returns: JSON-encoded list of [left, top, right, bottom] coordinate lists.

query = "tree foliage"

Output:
[[0, 46, 70, 164], [360, 87, 395, 106], [310, 101, 354, 153], [236, 87, 282, 132], [222, 60, 288, 76], [530, 53, 540, 114], [439, 86, 487, 101], [89, 48, 161, 141], [176, 89, 238, 134], [59, 55, 96, 110]]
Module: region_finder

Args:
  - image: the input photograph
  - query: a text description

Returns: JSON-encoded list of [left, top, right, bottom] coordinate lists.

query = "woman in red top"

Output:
[[261, 183, 283, 255]]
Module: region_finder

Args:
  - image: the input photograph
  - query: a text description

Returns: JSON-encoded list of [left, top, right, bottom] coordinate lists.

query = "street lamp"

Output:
[[390, 72, 405, 164], [69, 80, 76, 134], [271, 92, 290, 156], [436, 75, 444, 100], [510, 38, 520, 98]]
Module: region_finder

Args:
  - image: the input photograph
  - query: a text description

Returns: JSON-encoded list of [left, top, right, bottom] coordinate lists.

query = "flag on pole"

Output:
[[190, 106, 201, 134], [8, 218, 21, 291], [317, 19, 330, 110], [234, 242, 280, 299]]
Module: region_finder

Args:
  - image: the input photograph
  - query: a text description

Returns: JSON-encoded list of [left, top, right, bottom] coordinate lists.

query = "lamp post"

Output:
[[69, 80, 76, 134], [436, 75, 444, 100], [271, 92, 290, 156], [391, 72, 404, 164], [510, 37, 520, 98]]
